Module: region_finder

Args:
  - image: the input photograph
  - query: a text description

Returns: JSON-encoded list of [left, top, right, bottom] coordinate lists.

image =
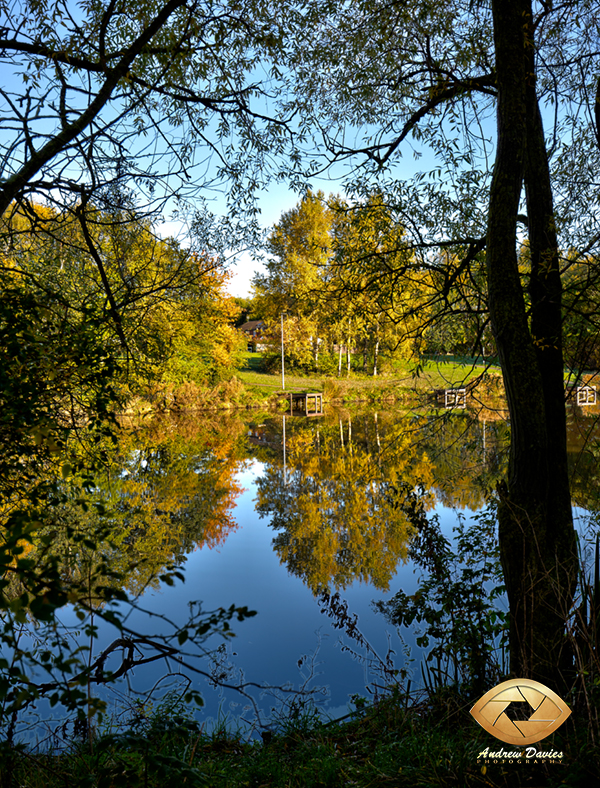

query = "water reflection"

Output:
[[254, 410, 510, 595], [97, 414, 249, 594], [3, 414, 252, 603], [5, 403, 600, 736], [8, 405, 598, 612], [41, 408, 510, 601]]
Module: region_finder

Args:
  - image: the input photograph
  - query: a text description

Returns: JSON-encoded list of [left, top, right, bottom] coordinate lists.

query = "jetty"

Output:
[[281, 391, 324, 417]]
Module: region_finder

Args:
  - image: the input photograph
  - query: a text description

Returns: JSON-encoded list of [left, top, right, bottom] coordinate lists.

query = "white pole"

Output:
[[281, 312, 285, 391]]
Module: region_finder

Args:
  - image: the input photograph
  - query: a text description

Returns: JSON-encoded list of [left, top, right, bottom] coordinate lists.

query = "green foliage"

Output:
[[2, 205, 243, 393], [328, 193, 421, 370], [92, 693, 206, 787], [2, 685, 596, 787], [0, 218, 254, 751], [0, 272, 124, 728], [0, 264, 122, 525], [260, 314, 318, 373], [376, 502, 508, 698]]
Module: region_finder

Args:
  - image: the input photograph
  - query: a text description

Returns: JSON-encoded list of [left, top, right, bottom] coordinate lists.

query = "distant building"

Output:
[[239, 320, 266, 351]]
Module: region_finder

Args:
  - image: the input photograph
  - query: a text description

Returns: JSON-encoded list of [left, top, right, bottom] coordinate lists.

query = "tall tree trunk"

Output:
[[488, 0, 578, 689], [522, 15, 577, 686]]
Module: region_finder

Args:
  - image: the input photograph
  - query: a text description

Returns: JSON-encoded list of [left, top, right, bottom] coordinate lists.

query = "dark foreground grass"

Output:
[[3, 688, 597, 788]]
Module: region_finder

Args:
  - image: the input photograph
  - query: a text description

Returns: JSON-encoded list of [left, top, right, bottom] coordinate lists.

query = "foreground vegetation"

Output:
[[2, 686, 598, 788]]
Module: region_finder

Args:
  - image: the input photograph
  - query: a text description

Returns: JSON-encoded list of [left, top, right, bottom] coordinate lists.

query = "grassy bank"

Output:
[[4, 687, 596, 787], [121, 353, 506, 415], [235, 352, 504, 408]]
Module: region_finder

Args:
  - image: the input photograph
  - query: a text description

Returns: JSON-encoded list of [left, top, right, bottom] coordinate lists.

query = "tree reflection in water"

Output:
[[4, 408, 515, 603], [254, 410, 510, 595], [6, 403, 600, 736], [2, 413, 251, 605]]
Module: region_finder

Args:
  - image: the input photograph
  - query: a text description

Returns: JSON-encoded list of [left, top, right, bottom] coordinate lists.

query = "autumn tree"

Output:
[[255, 415, 435, 594], [17, 414, 248, 601], [256, 191, 422, 375], [2, 203, 242, 392], [0, 0, 293, 728], [253, 190, 333, 370], [329, 193, 421, 373], [255, 410, 508, 594], [288, 0, 600, 686]]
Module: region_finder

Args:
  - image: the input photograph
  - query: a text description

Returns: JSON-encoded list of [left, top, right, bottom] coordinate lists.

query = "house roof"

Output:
[[239, 320, 264, 333]]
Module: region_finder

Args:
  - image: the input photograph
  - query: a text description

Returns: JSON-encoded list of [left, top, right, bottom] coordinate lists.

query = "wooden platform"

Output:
[[283, 391, 324, 416], [565, 384, 597, 406], [434, 387, 467, 409]]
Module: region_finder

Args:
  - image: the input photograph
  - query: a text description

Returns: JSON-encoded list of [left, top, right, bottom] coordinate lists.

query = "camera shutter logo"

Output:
[[470, 679, 571, 745]]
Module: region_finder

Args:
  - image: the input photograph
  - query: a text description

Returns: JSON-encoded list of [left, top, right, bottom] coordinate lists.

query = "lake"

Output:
[[8, 404, 600, 744]]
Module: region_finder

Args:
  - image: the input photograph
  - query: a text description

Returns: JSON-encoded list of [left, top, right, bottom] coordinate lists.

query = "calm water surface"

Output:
[[21, 405, 600, 739]]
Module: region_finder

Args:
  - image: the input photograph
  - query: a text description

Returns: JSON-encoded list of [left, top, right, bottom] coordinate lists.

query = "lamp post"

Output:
[[281, 312, 285, 391]]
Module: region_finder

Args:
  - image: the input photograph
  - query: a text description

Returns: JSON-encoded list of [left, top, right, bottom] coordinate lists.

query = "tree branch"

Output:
[[0, 0, 186, 217]]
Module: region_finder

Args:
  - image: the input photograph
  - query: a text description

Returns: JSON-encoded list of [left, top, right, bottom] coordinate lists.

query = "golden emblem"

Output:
[[470, 679, 571, 745]]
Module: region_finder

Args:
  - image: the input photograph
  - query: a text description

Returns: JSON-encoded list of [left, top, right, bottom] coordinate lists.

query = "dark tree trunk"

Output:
[[488, 0, 578, 689]]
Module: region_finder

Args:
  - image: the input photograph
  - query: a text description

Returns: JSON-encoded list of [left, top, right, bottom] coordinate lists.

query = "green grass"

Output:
[[236, 351, 502, 405], [237, 352, 325, 395], [4, 688, 596, 787]]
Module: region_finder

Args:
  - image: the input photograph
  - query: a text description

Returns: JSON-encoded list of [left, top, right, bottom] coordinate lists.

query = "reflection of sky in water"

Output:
[[573, 506, 599, 575], [44, 459, 498, 737], [13, 411, 600, 742]]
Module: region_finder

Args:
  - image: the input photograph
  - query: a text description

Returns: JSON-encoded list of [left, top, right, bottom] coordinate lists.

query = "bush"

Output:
[[375, 499, 508, 699]]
